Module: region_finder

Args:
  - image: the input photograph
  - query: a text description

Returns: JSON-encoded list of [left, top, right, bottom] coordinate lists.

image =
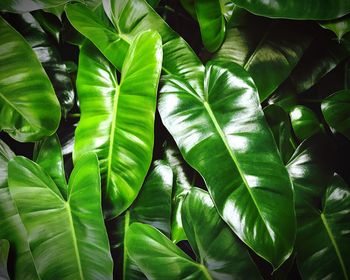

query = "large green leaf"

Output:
[[0, 0, 76, 13], [0, 17, 61, 142], [289, 105, 323, 141], [126, 223, 213, 279], [263, 104, 296, 164], [4, 13, 74, 118], [322, 90, 350, 140], [0, 140, 38, 280], [159, 60, 295, 268], [296, 174, 350, 279], [107, 160, 173, 279], [33, 134, 67, 198], [214, 9, 313, 101], [230, 0, 350, 20], [320, 14, 350, 41], [182, 188, 262, 279], [65, 0, 204, 93], [73, 30, 162, 218], [195, 0, 226, 52], [8, 153, 113, 279], [0, 240, 10, 280]]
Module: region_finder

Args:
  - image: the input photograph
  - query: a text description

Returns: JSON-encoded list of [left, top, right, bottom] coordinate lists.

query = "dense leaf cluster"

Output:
[[0, 0, 350, 279]]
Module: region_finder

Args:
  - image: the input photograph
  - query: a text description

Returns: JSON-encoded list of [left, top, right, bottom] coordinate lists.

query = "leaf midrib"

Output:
[[202, 101, 272, 241], [320, 212, 348, 280]]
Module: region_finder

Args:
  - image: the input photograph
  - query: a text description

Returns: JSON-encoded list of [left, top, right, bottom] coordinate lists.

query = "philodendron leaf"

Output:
[[126, 223, 213, 280], [264, 104, 296, 164], [4, 13, 74, 118], [214, 8, 313, 101], [8, 153, 113, 279], [0, 140, 39, 280], [289, 105, 323, 141], [182, 188, 262, 279], [159, 60, 295, 268], [322, 90, 350, 140], [230, 0, 350, 20], [73, 30, 162, 218], [320, 14, 350, 41], [0, 240, 10, 280], [0, 17, 61, 142], [107, 160, 173, 279], [65, 0, 204, 93], [195, 0, 226, 52], [296, 174, 350, 279], [0, 0, 77, 13], [33, 134, 67, 198]]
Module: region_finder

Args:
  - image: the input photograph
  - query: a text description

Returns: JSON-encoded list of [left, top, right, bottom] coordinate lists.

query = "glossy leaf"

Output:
[[65, 0, 204, 93], [0, 17, 61, 142], [320, 14, 350, 41], [0, 240, 10, 280], [107, 160, 173, 279], [8, 153, 113, 279], [214, 9, 313, 101], [159, 60, 295, 268], [230, 0, 350, 20], [0, 140, 39, 280], [33, 134, 67, 198], [264, 104, 296, 164], [73, 31, 162, 218], [322, 90, 350, 140], [0, 0, 76, 13], [296, 175, 350, 279], [289, 105, 323, 141], [182, 188, 262, 279], [126, 223, 212, 280], [195, 0, 226, 52], [5, 13, 74, 118]]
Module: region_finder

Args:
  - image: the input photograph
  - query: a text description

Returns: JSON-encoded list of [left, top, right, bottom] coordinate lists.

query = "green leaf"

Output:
[[164, 143, 192, 243], [33, 134, 67, 198], [73, 30, 162, 218], [214, 8, 313, 101], [296, 174, 350, 279], [195, 0, 226, 52], [289, 105, 323, 141], [182, 188, 262, 279], [126, 223, 213, 280], [320, 14, 350, 41], [4, 13, 74, 118], [322, 90, 350, 140], [107, 160, 173, 279], [0, 0, 76, 13], [0, 240, 10, 280], [8, 153, 113, 279], [159, 60, 295, 268], [264, 104, 296, 164], [65, 0, 204, 93], [0, 140, 39, 280], [230, 0, 350, 20], [0, 17, 61, 142]]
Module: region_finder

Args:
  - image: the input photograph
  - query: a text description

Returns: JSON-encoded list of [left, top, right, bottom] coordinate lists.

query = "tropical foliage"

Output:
[[0, 0, 349, 279]]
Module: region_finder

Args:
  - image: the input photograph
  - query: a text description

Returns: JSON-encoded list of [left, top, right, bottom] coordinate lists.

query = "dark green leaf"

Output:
[[159, 60, 295, 268], [182, 188, 262, 279], [322, 90, 350, 140], [0, 240, 10, 280], [0, 17, 61, 142], [126, 223, 212, 279], [289, 105, 323, 141], [264, 104, 296, 164], [8, 153, 113, 279], [296, 174, 350, 279], [73, 30, 162, 218], [320, 14, 350, 41], [230, 0, 350, 20], [214, 9, 313, 101]]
